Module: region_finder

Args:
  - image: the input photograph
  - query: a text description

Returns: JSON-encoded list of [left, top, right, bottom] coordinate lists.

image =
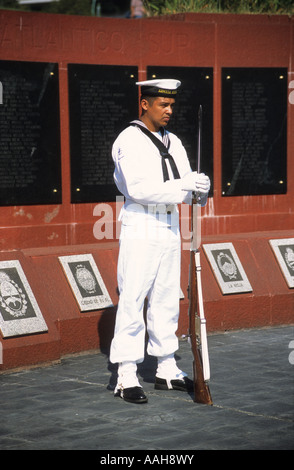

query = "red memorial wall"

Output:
[[0, 10, 293, 370]]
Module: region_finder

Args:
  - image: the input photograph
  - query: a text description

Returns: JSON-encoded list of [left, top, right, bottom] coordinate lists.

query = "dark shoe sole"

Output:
[[115, 386, 148, 404], [154, 377, 194, 392], [123, 395, 148, 404]]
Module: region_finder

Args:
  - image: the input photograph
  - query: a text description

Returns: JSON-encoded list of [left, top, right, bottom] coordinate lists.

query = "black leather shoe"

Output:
[[115, 386, 148, 404], [154, 376, 194, 392]]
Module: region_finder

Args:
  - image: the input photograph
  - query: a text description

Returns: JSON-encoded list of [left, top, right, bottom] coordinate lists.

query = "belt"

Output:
[[147, 204, 176, 215], [123, 199, 177, 216]]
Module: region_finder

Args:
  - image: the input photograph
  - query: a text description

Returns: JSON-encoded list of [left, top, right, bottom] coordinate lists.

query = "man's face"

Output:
[[141, 97, 175, 132]]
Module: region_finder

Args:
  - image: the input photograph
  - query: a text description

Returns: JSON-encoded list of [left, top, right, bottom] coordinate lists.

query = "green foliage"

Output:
[[0, 0, 292, 16], [0, 0, 21, 10], [144, 0, 294, 15], [0, 0, 92, 15], [47, 0, 92, 15]]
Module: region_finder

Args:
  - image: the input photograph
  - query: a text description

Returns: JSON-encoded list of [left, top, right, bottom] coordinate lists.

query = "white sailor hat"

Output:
[[136, 79, 181, 97]]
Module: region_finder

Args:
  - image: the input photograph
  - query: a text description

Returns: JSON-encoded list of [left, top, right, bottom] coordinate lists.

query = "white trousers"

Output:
[[110, 224, 181, 364]]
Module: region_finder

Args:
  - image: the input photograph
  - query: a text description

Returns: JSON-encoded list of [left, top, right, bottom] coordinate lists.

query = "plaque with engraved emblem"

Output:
[[59, 254, 113, 311], [203, 243, 252, 295], [0, 260, 48, 337], [269, 238, 294, 288], [68, 64, 138, 203], [0, 60, 61, 206]]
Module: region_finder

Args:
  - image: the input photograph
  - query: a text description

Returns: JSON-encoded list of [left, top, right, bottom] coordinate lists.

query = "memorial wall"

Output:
[[0, 10, 293, 249], [0, 10, 293, 370]]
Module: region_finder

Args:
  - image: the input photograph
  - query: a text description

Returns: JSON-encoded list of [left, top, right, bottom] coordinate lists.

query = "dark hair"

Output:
[[140, 95, 156, 105], [140, 95, 156, 115]]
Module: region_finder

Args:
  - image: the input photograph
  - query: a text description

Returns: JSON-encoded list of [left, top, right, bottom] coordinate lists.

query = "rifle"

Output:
[[188, 105, 213, 405]]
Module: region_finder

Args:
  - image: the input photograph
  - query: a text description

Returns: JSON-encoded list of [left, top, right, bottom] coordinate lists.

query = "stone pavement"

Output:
[[0, 325, 293, 451]]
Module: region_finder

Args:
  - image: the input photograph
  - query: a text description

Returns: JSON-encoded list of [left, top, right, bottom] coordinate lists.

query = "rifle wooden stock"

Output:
[[188, 201, 213, 406]]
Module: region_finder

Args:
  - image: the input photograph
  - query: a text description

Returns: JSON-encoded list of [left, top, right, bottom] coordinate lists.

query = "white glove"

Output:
[[181, 172, 210, 193]]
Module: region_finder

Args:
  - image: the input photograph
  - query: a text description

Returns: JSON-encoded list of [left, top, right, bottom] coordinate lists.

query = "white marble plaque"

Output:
[[59, 254, 113, 311], [203, 243, 252, 295], [269, 238, 294, 288], [0, 260, 48, 338]]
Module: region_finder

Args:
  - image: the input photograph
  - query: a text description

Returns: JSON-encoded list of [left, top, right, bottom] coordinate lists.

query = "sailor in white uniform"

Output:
[[110, 79, 210, 403]]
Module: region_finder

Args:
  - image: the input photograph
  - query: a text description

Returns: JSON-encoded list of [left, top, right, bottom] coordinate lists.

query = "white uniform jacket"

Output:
[[112, 123, 205, 230]]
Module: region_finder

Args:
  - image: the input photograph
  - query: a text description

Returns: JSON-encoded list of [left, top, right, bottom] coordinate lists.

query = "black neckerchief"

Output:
[[129, 120, 180, 182]]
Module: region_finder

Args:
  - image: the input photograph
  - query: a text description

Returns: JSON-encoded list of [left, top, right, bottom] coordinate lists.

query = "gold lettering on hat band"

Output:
[[158, 89, 177, 95]]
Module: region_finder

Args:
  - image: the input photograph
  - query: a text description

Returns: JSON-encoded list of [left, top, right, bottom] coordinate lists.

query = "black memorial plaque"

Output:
[[222, 68, 287, 196], [0, 61, 61, 206], [147, 66, 213, 195], [68, 64, 138, 203]]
